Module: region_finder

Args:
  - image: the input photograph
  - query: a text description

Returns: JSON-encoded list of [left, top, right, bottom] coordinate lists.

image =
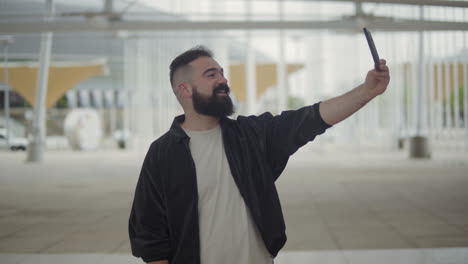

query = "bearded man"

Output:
[[129, 46, 390, 264]]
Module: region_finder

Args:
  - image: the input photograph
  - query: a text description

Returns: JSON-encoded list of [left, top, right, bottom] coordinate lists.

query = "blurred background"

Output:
[[0, 0, 467, 263]]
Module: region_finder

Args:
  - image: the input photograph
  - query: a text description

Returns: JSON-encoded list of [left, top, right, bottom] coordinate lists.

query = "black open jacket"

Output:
[[129, 103, 331, 263]]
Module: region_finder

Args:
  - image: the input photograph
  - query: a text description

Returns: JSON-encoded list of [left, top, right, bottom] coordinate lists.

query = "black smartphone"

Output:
[[363, 27, 381, 71]]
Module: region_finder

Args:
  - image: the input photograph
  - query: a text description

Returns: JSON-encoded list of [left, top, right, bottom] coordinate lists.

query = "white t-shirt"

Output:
[[184, 125, 272, 264]]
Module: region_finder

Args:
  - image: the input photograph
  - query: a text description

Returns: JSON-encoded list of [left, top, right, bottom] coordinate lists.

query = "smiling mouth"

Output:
[[214, 84, 230, 96]]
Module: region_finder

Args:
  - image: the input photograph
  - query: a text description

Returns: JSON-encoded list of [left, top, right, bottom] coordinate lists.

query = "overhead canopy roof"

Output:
[[0, 0, 467, 33], [0, 60, 107, 108]]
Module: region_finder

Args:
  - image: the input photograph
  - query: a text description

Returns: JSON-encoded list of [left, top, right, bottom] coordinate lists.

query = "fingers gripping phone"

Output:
[[363, 27, 382, 72]]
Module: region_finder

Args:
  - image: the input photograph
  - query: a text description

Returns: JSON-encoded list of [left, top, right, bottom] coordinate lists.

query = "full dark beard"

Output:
[[192, 84, 235, 118]]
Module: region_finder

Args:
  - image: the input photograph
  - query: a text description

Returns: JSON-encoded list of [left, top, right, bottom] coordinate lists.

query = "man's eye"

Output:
[[208, 74, 215, 78]]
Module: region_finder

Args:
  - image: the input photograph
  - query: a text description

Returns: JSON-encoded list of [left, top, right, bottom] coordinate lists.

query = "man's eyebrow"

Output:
[[202, 67, 223, 76]]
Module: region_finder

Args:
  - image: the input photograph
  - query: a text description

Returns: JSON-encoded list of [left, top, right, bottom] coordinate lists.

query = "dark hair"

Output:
[[169, 46, 213, 87]]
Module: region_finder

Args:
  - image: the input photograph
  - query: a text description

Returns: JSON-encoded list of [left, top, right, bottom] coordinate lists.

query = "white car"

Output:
[[0, 128, 28, 151]]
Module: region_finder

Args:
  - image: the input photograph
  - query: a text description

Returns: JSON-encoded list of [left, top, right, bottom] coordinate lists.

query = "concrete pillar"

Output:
[[462, 8, 468, 151], [245, 0, 257, 114], [123, 38, 133, 150], [277, 0, 287, 113], [409, 136, 431, 158], [277, 31, 287, 113], [409, 6, 430, 159], [436, 36, 444, 132], [1, 36, 12, 148], [443, 57, 452, 128], [464, 59, 468, 151], [27, 0, 54, 162], [453, 30, 460, 129], [427, 32, 435, 146]]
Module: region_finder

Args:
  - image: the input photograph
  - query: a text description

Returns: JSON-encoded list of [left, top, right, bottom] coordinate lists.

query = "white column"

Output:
[[27, 0, 54, 162], [150, 34, 158, 138], [426, 11, 434, 141], [390, 32, 400, 145], [156, 34, 164, 137], [166, 34, 172, 126], [245, 0, 257, 114], [444, 59, 452, 128], [453, 28, 460, 129], [305, 34, 323, 105], [133, 39, 143, 150], [277, 0, 287, 113], [277, 32, 287, 113], [108, 90, 116, 139], [388, 31, 402, 149], [415, 6, 426, 136], [246, 33, 256, 114], [405, 33, 411, 136], [149, 38, 157, 138], [164, 33, 172, 132], [427, 31, 435, 140], [410, 33, 417, 135], [2, 37, 12, 147], [436, 34, 444, 131], [396, 57, 406, 142], [464, 55, 468, 151], [304, 3, 324, 106], [443, 8, 453, 129], [123, 39, 132, 150], [464, 9, 468, 151], [429, 6, 439, 139]]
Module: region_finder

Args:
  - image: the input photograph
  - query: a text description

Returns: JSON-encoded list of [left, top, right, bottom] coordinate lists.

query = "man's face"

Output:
[[189, 57, 234, 117]]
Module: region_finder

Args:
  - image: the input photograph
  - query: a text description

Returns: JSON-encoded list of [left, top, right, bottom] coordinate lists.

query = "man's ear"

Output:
[[177, 82, 192, 98]]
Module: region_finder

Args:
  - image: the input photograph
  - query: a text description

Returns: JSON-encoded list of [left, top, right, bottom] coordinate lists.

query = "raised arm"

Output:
[[319, 59, 390, 126]]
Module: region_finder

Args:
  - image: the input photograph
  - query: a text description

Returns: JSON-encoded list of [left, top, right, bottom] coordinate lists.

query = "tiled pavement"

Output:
[[1, 248, 468, 264], [0, 145, 467, 263]]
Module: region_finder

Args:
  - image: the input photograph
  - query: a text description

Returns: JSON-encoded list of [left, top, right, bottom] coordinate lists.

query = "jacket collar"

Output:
[[170, 115, 189, 142], [169, 114, 230, 143]]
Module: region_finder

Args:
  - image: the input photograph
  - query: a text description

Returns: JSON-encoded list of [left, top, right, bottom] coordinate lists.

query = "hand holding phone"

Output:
[[363, 27, 381, 72]]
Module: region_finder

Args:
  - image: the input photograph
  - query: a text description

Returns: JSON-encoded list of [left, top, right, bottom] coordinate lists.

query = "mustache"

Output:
[[213, 84, 230, 94]]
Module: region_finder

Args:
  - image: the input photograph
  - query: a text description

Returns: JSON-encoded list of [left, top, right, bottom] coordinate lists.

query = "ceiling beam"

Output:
[[297, 0, 468, 8], [0, 19, 467, 33]]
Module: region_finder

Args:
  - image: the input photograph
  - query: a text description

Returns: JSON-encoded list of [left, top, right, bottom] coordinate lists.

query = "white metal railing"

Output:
[[120, 2, 468, 155]]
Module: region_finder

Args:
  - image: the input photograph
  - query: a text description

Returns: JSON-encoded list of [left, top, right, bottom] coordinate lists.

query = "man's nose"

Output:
[[219, 75, 228, 84]]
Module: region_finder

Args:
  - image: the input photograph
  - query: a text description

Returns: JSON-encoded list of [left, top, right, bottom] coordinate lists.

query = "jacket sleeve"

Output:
[[129, 144, 171, 262], [259, 102, 332, 181]]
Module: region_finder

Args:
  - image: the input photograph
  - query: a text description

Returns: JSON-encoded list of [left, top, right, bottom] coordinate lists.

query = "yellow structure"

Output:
[[403, 62, 466, 100], [0, 60, 107, 108], [431, 63, 465, 100], [229, 63, 304, 102], [0, 60, 302, 107]]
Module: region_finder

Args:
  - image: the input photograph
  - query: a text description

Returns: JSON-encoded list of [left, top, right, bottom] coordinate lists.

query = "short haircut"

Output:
[[169, 46, 213, 88]]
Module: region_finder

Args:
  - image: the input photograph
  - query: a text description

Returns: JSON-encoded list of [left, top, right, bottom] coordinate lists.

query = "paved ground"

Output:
[[2, 248, 468, 264], [0, 145, 467, 263]]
